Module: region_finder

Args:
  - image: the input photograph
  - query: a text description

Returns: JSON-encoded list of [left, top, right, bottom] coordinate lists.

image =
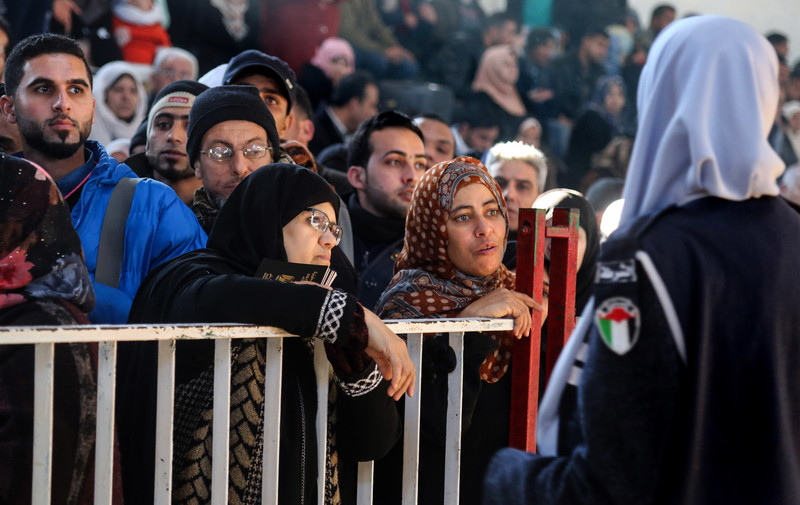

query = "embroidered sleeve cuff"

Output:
[[332, 362, 383, 397], [324, 304, 371, 375], [313, 289, 354, 344]]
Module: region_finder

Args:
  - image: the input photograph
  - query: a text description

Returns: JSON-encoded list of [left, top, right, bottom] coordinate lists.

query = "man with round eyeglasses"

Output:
[[187, 85, 282, 233]]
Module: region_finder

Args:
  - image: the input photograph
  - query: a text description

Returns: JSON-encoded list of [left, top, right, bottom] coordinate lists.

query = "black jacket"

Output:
[[117, 165, 401, 504], [348, 194, 406, 312], [484, 196, 800, 505], [310, 107, 346, 157]]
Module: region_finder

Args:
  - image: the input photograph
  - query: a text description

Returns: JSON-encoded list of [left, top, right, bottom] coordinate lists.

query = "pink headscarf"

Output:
[[472, 45, 526, 117], [310, 37, 355, 81]]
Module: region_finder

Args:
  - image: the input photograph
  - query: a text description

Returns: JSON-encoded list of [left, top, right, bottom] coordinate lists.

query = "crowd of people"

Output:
[[0, 2, 799, 505]]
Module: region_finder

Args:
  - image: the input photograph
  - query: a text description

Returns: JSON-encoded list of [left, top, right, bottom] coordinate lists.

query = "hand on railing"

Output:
[[457, 288, 546, 339], [363, 308, 417, 401]]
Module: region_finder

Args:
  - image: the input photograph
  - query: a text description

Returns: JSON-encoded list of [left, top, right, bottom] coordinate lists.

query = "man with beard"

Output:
[[187, 85, 280, 233], [346, 110, 427, 310], [0, 33, 207, 323], [126, 80, 209, 205]]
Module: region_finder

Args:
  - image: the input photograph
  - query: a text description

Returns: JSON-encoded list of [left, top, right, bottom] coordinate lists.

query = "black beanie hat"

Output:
[[186, 85, 281, 167]]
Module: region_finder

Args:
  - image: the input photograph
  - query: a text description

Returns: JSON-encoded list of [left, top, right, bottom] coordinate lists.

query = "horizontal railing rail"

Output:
[[1, 317, 514, 505]]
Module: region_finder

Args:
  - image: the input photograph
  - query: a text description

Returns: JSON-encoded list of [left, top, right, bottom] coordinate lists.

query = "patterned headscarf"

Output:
[[376, 157, 516, 382], [0, 155, 95, 312]]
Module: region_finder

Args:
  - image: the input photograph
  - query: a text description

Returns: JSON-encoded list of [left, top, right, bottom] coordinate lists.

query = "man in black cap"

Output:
[[187, 85, 281, 233], [223, 49, 297, 140], [126, 80, 209, 205]]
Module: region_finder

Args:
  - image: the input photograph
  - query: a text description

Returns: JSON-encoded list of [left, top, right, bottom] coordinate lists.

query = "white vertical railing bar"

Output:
[[154, 340, 176, 505], [357, 461, 375, 505], [95, 341, 117, 505], [402, 332, 423, 505], [313, 339, 330, 505], [32, 342, 55, 505], [444, 332, 465, 504], [211, 338, 232, 505], [7, 319, 518, 505], [262, 337, 284, 505]]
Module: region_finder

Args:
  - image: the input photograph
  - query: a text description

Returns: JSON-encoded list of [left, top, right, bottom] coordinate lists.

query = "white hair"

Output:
[[485, 140, 548, 191], [152, 46, 199, 80]]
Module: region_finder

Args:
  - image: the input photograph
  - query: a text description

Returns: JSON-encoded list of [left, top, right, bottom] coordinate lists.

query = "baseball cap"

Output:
[[223, 49, 297, 113]]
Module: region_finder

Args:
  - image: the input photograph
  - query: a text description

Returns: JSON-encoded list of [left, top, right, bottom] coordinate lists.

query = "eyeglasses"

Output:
[[199, 144, 272, 162], [306, 208, 344, 246]]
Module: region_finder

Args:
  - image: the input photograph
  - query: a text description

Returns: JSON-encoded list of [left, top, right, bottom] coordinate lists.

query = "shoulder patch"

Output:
[[596, 259, 637, 284], [595, 297, 640, 355]]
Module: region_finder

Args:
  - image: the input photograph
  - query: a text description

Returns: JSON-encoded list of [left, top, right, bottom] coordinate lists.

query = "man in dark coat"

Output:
[[346, 110, 427, 310]]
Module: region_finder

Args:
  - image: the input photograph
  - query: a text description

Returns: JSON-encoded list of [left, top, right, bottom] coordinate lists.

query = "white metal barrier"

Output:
[[0, 318, 514, 505]]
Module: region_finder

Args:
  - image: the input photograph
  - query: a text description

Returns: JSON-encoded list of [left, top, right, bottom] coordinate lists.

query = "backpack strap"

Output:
[[95, 177, 141, 288]]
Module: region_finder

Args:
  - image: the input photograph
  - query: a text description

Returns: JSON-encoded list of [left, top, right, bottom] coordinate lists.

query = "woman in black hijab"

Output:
[[119, 164, 414, 505], [528, 188, 600, 455], [533, 188, 600, 315]]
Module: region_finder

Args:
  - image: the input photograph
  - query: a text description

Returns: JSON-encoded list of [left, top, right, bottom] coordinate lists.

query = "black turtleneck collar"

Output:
[[347, 193, 406, 245]]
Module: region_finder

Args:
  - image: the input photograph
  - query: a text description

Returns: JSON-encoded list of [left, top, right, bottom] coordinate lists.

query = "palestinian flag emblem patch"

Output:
[[595, 297, 640, 355]]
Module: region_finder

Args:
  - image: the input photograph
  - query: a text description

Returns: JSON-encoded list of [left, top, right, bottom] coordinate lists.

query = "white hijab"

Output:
[[619, 16, 784, 225], [90, 61, 148, 147], [537, 15, 785, 457]]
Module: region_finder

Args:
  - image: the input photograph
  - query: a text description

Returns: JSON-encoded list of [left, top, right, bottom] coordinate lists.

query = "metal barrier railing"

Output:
[[0, 317, 514, 505]]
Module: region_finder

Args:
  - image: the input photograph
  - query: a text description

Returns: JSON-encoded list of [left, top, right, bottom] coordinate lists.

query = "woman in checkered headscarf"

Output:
[[374, 157, 547, 505]]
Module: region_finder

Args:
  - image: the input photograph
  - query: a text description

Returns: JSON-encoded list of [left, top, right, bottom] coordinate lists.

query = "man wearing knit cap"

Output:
[[223, 49, 297, 139], [126, 80, 209, 205], [187, 85, 281, 233]]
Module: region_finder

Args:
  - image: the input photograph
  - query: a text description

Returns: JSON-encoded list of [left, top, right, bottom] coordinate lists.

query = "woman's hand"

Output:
[[363, 308, 416, 401], [458, 288, 546, 339]]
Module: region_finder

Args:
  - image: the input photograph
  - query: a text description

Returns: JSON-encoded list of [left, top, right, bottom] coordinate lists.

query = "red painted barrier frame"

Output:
[[510, 207, 579, 452]]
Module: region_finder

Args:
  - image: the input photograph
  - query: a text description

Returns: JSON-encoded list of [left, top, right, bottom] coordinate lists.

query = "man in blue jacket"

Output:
[[0, 33, 207, 323]]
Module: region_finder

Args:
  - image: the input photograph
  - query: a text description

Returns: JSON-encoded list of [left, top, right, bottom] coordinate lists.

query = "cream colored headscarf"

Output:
[[90, 61, 148, 147]]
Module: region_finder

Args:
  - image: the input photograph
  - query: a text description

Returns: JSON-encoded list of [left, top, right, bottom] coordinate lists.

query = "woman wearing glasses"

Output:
[[118, 164, 415, 505]]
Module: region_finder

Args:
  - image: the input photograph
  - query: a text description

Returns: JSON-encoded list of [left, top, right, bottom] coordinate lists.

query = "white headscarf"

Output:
[[619, 16, 784, 225], [90, 61, 148, 148]]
